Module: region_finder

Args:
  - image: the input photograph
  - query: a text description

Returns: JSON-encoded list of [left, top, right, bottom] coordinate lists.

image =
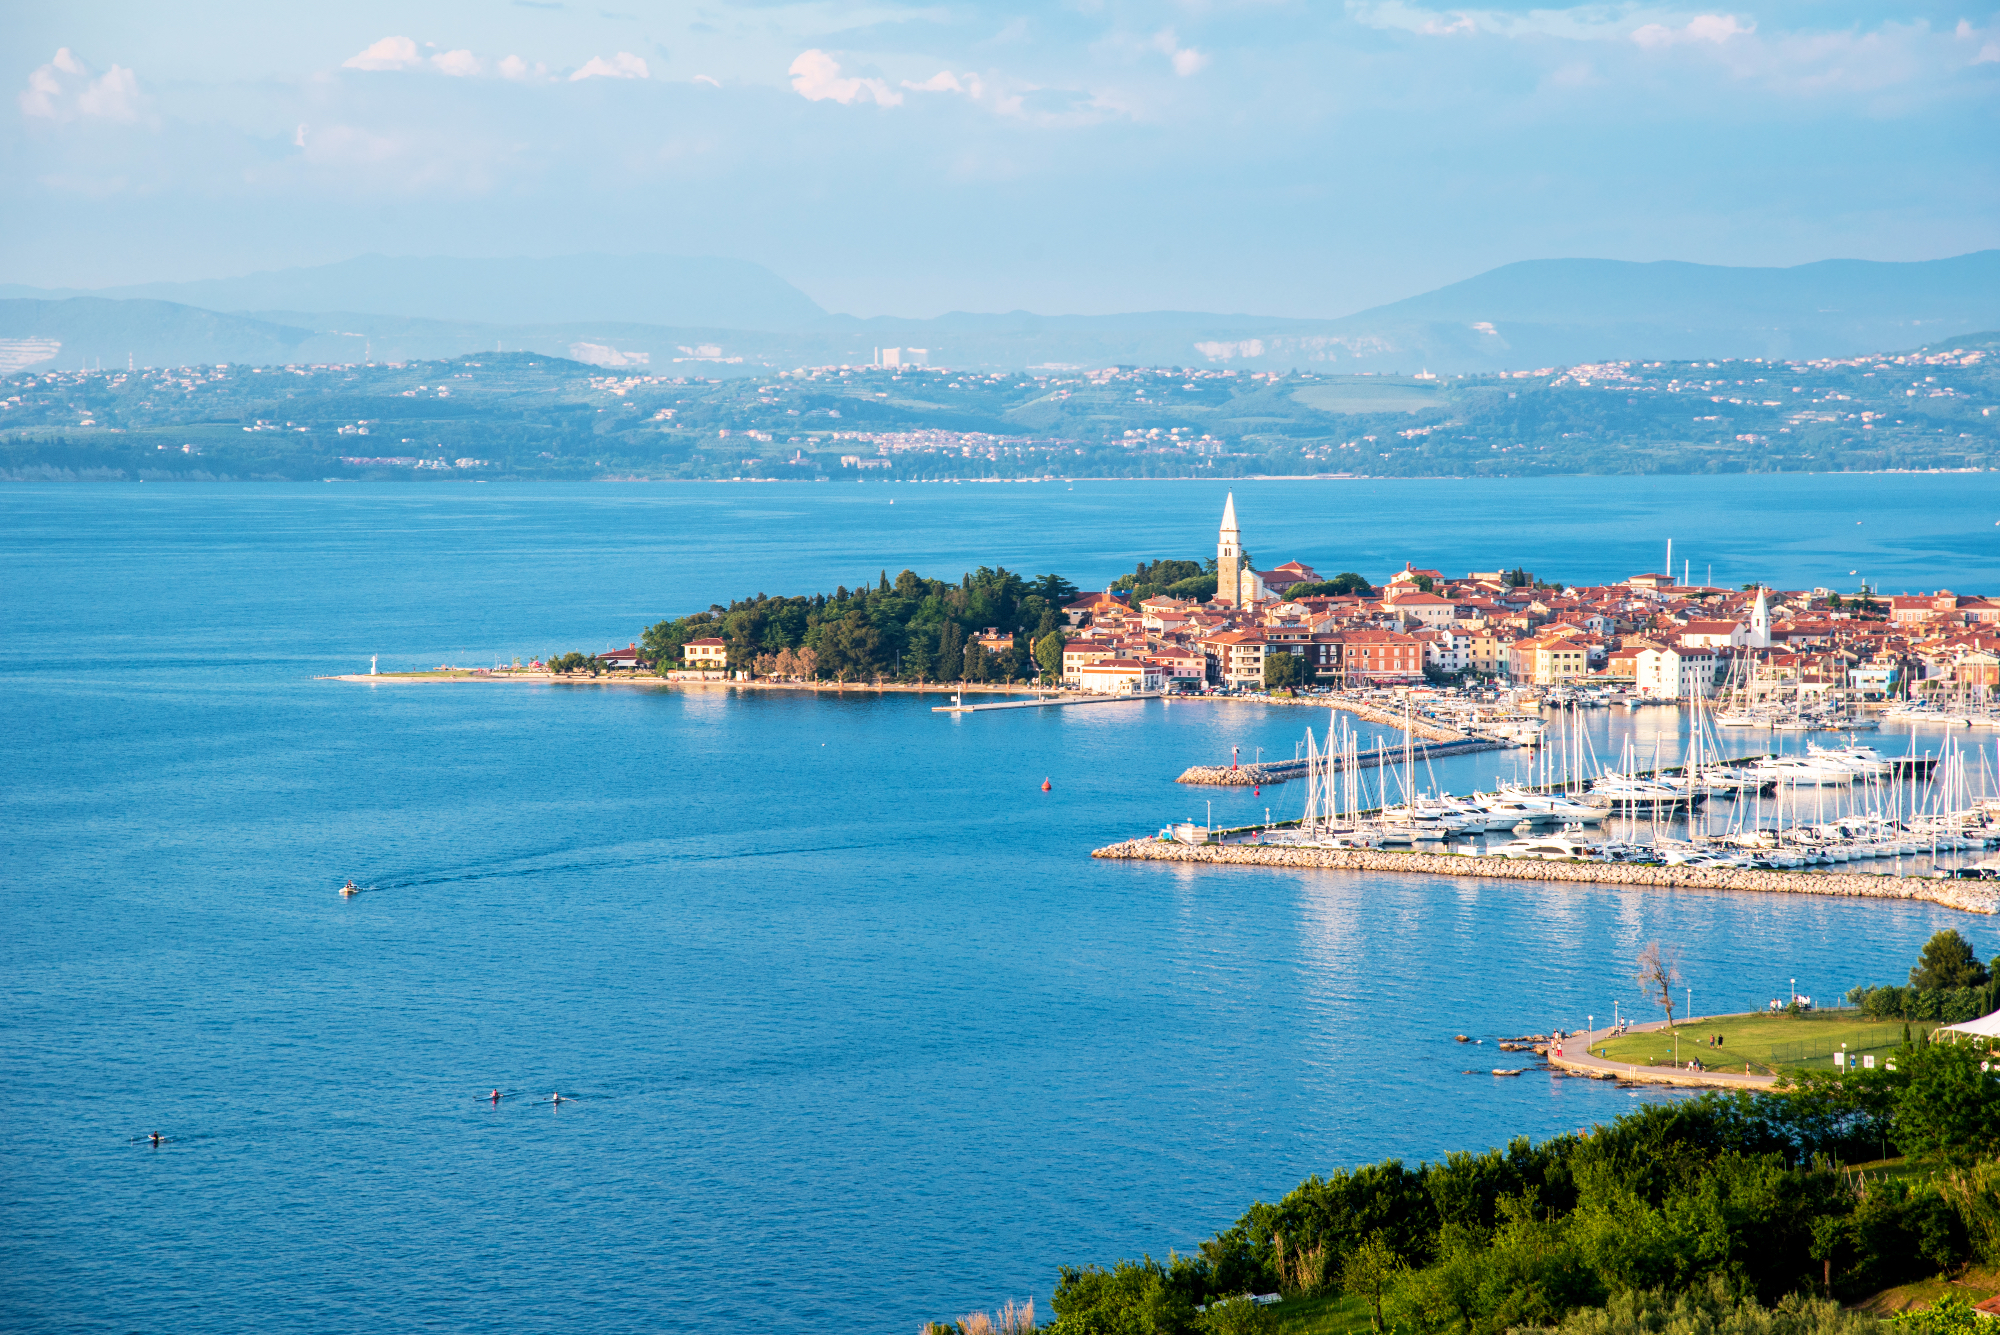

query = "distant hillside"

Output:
[[0, 253, 829, 333], [3, 252, 1995, 374], [5, 333, 1992, 483], [0, 299, 335, 372], [1314, 252, 2000, 372]]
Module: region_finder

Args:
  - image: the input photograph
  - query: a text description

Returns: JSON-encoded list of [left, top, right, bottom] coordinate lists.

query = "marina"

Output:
[[1141, 697, 2000, 881]]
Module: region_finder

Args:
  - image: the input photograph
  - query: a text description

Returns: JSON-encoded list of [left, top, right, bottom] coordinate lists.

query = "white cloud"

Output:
[[343, 36, 424, 71], [693, 74, 721, 87], [902, 69, 989, 99], [1956, 19, 2000, 63], [1152, 29, 1211, 75], [571, 52, 649, 81], [18, 49, 144, 123], [498, 55, 530, 79], [294, 122, 307, 148], [1631, 14, 1754, 46], [789, 50, 902, 106], [431, 49, 482, 77]]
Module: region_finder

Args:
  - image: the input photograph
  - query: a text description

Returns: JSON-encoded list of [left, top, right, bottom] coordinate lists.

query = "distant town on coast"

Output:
[[495, 494, 2000, 711], [2, 333, 1994, 483]]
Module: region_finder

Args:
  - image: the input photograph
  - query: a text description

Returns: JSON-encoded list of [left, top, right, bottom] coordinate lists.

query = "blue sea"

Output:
[[5, 475, 1998, 1333]]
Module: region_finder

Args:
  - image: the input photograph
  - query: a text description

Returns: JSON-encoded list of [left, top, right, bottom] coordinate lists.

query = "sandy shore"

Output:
[[1090, 838, 1999, 916]]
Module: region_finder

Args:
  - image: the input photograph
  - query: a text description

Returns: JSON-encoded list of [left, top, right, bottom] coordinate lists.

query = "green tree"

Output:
[[1893, 1038, 2000, 1168], [817, 611, 883, 681], [1198, 1296, 1275, 1335], [963, 641, 990, 683], [1263, 651, 1304, 691], [1035, 631, 1066, 683], [1341, 1232, 1404, 1333], [1032, 572, 1080, 607], [938, 622, 965, 681], [1912, 930, 1991, 991], [1289, 573, 1373, 598], [903, 635, 932, 682]]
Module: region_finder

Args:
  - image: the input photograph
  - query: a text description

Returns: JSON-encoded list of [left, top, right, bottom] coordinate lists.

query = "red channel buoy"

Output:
[[1041, 778, 1052, 792], [1253, 785, 1261, 796]]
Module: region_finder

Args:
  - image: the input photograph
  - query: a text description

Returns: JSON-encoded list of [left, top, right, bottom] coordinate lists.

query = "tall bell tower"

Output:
[[1217, 492, 1242, 607]]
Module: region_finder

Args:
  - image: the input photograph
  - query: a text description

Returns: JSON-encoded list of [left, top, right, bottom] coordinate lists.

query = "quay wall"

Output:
[[1178, 737, 1506, 787], [1208, 693, 1470, 743], [1090, 839, 1999, 916]]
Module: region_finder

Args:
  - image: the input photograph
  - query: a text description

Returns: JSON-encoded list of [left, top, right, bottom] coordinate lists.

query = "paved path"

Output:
[[1546, 1017, 1778, 1089]]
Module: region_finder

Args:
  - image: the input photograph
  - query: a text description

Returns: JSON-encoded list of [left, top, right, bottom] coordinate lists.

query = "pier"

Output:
[[1090, 839, 1999, 916], [933, 692, 1162, 713]]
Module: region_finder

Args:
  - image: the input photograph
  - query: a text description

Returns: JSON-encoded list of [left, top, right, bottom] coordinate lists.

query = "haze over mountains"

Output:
[[3, 251, 1997, 377]]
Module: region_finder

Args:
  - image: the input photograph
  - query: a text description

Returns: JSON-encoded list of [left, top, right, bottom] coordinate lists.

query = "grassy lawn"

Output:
[[1269, 1292, 1372, 1335], [1854, 1266, 2000, 1315], [1594, 1010, 1941, 1077]]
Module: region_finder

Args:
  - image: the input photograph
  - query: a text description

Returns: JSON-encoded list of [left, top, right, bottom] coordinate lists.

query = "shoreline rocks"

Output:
[[1090, 839, 1999, 915]]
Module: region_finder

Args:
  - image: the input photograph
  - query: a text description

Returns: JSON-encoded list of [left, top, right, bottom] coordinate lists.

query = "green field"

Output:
[[1595, 1009, 1940, 1076], [1289, 378, 1444, 415], [1270, 1292, 1370, 1335]]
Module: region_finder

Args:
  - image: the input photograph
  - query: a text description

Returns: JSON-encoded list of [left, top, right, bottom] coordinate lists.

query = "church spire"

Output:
[[1217, 493, 1242, 607]]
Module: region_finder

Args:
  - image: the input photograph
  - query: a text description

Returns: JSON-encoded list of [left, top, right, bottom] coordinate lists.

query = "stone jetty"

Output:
[[1177, 736, 1505, 786], [1090, 839, 1999, 916]]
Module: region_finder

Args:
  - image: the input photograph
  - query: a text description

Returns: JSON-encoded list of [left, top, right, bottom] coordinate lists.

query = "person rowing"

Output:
[[550, 1091, 568, 1104], [490, 1089, 501, 1104], [148, 1132, 162, 1147]]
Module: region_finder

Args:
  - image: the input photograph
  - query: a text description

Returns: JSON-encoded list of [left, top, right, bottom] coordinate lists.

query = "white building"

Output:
[[1077, 657, 1163, 694], [1636, 646, 1720, 698]]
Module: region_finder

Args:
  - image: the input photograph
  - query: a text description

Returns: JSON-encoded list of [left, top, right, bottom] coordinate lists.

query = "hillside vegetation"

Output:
[[2, 335, 1993, 481]]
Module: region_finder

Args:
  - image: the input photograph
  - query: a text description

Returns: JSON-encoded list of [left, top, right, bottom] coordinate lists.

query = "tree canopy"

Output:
[[639, 566, 1067, 684], [1911, 930, 1992, 992]]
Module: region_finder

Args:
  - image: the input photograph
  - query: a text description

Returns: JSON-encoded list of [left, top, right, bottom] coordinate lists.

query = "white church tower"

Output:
[[1747, 587, 1771, 649], [1217, 493, 1242, 607]]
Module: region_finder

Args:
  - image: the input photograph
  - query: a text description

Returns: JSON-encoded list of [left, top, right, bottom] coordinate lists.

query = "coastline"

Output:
[[1090, 838, 2000, 916], [319, 671, 1051, 696]]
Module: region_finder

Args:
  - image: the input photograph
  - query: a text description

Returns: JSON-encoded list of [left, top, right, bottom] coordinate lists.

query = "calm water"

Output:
[[5, 477, 1997, 1333]]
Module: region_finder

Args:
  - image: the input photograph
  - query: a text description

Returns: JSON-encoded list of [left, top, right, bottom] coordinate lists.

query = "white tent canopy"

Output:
[[1940, 1009, 2000, 1039]]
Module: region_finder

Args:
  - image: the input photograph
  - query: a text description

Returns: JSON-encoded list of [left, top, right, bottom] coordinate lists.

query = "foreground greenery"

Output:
[[1025, 1025, 1999, 1335]]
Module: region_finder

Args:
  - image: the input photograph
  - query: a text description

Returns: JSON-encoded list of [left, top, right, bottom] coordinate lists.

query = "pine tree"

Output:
[[938, 622, 965, 681]]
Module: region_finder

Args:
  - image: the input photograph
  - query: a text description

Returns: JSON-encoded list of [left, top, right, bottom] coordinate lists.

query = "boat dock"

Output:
[[933, 692, 1162, 714]]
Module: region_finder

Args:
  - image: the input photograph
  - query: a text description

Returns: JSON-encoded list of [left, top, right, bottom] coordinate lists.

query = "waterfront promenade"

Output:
[[1546, 1019, 1778, 1090], [1090, 838, 2000, 916]]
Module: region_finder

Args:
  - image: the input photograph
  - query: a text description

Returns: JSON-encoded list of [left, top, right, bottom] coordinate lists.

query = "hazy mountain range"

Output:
[[3, 250, 1997, 376]]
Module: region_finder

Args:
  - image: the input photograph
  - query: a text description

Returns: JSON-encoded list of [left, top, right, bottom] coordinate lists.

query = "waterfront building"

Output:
[[683, 637, 728, 669], [1334, 628, 1424, 683], [1078, 657, 1164, 694], [1636, 646, 1722, 698]]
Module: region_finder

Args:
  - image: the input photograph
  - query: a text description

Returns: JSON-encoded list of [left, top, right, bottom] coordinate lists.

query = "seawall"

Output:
[[1090, 839, 1999, 916], [1177, 736, 1506, 786]]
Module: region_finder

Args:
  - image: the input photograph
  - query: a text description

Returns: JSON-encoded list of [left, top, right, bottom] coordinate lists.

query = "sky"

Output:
[[4, 0, 1998, 318]]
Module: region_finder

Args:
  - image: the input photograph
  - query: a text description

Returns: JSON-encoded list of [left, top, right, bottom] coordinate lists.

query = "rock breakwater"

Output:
[[1091, 840, 1999, 915], [1177, 737, 1505, 786]]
